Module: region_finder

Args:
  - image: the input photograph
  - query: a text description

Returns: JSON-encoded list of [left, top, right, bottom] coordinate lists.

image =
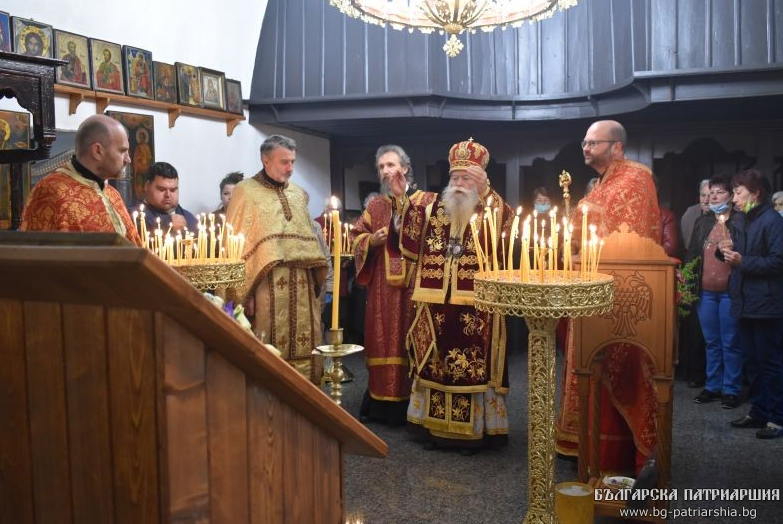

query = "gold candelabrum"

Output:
[[133, 208, 247, 291], [474, 270, 614, 524], [313, 328, 364, 405]]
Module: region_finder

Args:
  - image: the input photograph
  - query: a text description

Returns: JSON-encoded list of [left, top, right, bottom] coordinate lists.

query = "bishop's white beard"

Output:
[[441, 185, 480, 228]]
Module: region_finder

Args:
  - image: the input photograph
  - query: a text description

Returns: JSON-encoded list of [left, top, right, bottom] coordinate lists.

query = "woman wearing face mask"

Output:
[[720, 170, 783, 439], [532, 186, 551, 214], [686, 175, 743, 409]]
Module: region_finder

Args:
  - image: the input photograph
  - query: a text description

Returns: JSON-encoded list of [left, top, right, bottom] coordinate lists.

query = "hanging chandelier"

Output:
[[328, 0, 581, 57]]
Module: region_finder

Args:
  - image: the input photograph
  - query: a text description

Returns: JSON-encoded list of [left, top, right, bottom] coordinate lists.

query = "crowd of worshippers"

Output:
[[22, 116, 783, 470]]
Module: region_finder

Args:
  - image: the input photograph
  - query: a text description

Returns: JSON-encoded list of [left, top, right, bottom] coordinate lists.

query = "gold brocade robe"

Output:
[[401, 192, 512, 439], [226, 174, 328, 382], [21, 161, 141, 246]]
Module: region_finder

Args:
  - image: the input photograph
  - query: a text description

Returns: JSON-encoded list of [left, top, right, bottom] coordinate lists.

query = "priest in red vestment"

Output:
[[351, 145, 436, 425], [556, 120, 662, 474], [21, 114, 141, 246], [393, 139, 513, 453]]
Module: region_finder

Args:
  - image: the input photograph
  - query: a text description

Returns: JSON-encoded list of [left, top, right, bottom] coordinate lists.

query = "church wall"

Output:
[[2, 0, 333, 219]]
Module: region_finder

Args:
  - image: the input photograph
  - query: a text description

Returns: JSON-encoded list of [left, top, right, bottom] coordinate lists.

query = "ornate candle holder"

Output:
[[473, 271, 614, 524], [313, 328, 364, 405], [170, 260, 245, 291]]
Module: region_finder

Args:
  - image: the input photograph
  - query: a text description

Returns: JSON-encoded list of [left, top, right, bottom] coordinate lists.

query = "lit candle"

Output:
[[718, 214, 728, 241], [507, 206, 521, 276], [330, 196, 341, 330], [470, 214, 485, 273], [581, 204, 588, 281], [237, 233, 245, 260], [482, 214, 489, 271], [501, 231, 507, 272], [520, 217, 531, 282]]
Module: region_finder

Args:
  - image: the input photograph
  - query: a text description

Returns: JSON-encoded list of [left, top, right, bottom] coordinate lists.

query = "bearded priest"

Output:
[[390, 139, 513, 455]]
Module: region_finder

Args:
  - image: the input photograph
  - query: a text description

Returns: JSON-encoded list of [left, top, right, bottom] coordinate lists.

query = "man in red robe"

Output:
[[393, 139, 513, 453], [556, 120, 661, 474], [21, 114, 141, 246], [351, 145, 436, 425]]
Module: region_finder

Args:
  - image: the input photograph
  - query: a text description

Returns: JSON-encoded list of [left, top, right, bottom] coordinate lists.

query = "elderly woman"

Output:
[[721, 170, 783, 439], [773, 191, 783, 216], [688, 175, 743, 408]]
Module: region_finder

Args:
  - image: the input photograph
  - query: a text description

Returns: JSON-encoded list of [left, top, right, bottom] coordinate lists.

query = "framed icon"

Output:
[[199, 68, 226, 111], [123, 46, 154, 100], [0, 11, 11, 53], [90, 39, 124, 94], [106, 111, 154, 203], [53, 30, 91, 89], [175, 62, 201, 107], [12, 17, 53, 58], [153, 61, 177, 103], [225, 79, 243, 115]]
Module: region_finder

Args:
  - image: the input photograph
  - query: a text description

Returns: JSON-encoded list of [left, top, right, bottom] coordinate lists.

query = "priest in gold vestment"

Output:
[[226, 135, 328, 383], [394, 139, 513, 453], [21, 114, 141, 246]]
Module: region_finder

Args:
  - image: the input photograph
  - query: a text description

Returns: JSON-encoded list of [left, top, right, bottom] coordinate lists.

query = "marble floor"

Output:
[[335, 348, 782, 524]]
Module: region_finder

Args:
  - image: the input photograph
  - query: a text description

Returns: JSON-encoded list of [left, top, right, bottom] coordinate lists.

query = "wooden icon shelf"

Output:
[[54, 84, 245, 137]]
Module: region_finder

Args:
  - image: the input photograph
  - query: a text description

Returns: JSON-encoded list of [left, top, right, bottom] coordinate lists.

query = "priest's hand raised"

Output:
[[389, 170, 408, 198], [465, 165, 489, 196]]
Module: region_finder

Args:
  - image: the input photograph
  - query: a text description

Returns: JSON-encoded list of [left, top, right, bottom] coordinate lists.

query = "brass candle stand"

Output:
[[474, 271, 614, 524], [170, 260, 245, 291], [313, 328, 364, 405]]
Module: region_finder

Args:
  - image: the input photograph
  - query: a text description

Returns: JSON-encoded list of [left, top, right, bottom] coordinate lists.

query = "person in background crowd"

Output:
[[721, 170, 783, 439], [687, 175, 743, 409], [772, 191, 783, 216], [681, 179, 710, 250], [653, 175, 680, 258], [129, 162, 198, 234], [213, 171, 244, 215], [532, 186, 552, 213]]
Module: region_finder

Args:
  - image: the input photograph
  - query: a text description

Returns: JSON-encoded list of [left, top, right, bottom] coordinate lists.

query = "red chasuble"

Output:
[[401, 191, 513, 439], [21, 161, 142, 246], [352, 190, 436, 405], [556, 158, 662, 474]]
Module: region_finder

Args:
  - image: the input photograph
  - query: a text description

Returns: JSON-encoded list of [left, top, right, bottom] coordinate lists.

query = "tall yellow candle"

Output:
[[470, 214, 485, 273], [330, 197, 341, 330], [507, 207, 521, 276], [501, 232, 507, 272], [581, 204, 588, 281]]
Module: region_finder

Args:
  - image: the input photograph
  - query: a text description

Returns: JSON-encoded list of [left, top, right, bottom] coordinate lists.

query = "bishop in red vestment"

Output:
[[393, 139, 513, 452]]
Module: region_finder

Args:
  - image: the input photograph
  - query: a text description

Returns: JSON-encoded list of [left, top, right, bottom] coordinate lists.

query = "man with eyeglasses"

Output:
[[556, 120, 662, 476]]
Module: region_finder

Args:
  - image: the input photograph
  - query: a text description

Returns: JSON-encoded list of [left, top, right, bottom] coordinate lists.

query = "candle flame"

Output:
[[330, 195, 340, 210], [516, 206, 522, 215], [582, 204, 588, 213]]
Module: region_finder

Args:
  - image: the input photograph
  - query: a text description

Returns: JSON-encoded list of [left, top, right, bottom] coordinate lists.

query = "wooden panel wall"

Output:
[[0, 302, 344, 524], [252, 0, 783, 102], [162, 315, 343, 524]]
